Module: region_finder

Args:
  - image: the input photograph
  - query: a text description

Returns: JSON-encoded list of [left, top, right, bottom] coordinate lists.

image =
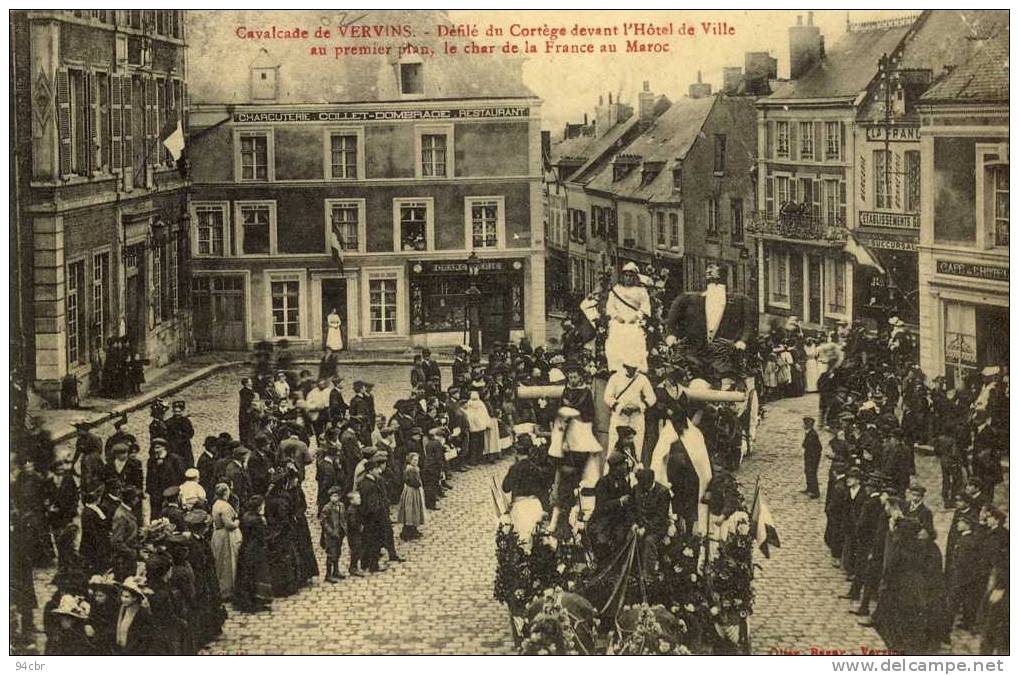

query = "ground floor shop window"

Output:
[[768, 249, 790, 308], [67, 260, 85, 365]]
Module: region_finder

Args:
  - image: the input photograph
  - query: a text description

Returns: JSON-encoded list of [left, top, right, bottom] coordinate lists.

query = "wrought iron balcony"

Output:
[[748, 207, 848, 245]]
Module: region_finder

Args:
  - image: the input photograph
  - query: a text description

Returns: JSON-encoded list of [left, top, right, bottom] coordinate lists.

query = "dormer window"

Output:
[[612, 155, 640, 182], [672, 166, 683, 191], [249, 48, 279, 102], [400, 56, 424, 97], [640, 161, 665, 187]]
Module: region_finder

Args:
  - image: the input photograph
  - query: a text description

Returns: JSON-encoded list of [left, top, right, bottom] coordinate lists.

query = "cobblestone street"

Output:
[[30, 366, 1003, 655]]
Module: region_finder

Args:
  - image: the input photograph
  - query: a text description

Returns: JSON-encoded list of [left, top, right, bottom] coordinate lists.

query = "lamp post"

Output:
[[464, 251, 482, 353]]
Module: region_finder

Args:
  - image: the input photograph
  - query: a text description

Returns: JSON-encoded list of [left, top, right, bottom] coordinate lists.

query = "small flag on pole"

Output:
[[750, 481, 780, 558], [161, 121, 185, 162], [843, 231, 885, 275]]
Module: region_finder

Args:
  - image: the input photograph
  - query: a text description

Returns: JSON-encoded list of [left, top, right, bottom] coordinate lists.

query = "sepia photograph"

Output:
[[7, 7, 1010, 661]]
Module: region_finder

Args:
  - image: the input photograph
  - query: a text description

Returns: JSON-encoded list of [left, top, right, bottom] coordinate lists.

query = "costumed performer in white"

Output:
[[603, 359, 656, 465], [604, 262, 651, 375], [324, 308, 344, 354]]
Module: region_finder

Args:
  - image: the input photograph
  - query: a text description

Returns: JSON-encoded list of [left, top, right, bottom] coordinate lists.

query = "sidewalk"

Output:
[[28, 348, 460, 444]]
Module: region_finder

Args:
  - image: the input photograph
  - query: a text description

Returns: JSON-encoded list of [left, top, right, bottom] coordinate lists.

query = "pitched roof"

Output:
[[768, 21, 915, 100], [586, 95, 717, 202], [921, 30, 1009, 104], [188, 10, 536, 105]]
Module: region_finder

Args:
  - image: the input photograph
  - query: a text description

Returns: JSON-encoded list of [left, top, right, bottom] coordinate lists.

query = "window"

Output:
[[92, 252, 108, 340], [400, 62, 423, 96], [776, 122, 790, 158], [669, 213, 680, 248], [672, 166, 682, 190], [825, 121, 841, 161], [421, 134, 446, 177], [270, 278, 301, 338], [656, 212, 666, 247], [466, 196, 504, 249], [993, 166, 1008, 247], [730, 198, 744, 242], [237, 131, 270, 181], [129, 10, 142, 29], [826, 258, 847, 315], [368, 276, 398, 334], [168, 241, 178, 315], [707, 198, 720, 238], [768, 250, 790, 307], [96, 72, 110, 171], [874, 150, 891, 209], [236, 202, 276, 255], [195, 204, 227, 256], [152, 244, 163, 323], [776, 176, 791, 208], [327, 199, 364, 253], [799, 121, 814, 159], [905, 150, 921, 214], [714, 134, 727, 172], [329, 133, 358, 179], [67, 260, 85, 364], [395, 198, 433, 251], [824, 179, 841, 225]]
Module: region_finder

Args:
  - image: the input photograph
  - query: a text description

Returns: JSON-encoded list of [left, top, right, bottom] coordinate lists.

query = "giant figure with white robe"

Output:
[[604, 262, 651, 375]]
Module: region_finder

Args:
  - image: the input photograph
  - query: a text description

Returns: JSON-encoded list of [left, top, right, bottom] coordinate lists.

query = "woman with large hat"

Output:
[[111, 576, 153, 655]]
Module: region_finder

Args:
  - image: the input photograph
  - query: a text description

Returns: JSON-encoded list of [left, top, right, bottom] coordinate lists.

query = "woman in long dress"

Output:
[[324, 308, 344, 355], [210, 484, 242, 601], [464, 385, 492, 465], [397, 452, 426, 540], [233, 496, 272, 612], [804, 338, 820, 393]]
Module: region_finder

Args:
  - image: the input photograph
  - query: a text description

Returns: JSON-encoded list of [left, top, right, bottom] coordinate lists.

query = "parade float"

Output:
[[494, 260, 770, 655]]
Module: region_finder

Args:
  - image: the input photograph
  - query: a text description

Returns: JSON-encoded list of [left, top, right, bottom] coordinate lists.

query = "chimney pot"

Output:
[[599, 95, 603, 105], [697, 70, 702, 83], [643, 80, 650, 92], [583, 113, 588, 125], [608, 92, 613, 104]]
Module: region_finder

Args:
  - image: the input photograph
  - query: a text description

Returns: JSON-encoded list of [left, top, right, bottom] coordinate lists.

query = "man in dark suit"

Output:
[[420, 349, 442, 389], [357, 460, 390, 573], [971, 409, 1002, 500], [110, 486, 140, 580], [349, 381, 373, 445], [802, 417, 822, 498], [665, 263, 755, 356], [238, 378, 257, 446], [104, 415, 137, 462], [904, 485, 936, 541], [80, 486, 112, 575], [164, 400, 196, 469], [328, 375, 348, 423], [145, 439, 184, 518]]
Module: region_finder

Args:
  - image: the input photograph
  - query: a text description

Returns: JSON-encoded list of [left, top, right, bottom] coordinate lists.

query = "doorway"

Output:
[[479, 279, 510, 348], [192, 275, 247, 351], [806, 255, 823, 325], [123, 244, 146, 355], [321, 278, 348, 351]]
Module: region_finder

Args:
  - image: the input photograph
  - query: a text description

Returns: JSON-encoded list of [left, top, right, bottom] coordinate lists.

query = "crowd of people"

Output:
[[807, 323, 1009, 655]]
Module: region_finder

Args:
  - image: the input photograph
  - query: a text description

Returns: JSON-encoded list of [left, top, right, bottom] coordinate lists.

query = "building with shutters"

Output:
[[11, 10, 192, 403], [186, 10, 545, 352], [916, 32, 1009, 387]]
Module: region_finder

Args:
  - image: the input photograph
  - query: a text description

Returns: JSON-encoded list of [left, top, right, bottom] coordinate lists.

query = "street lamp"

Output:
[[464, 252, 483, 353]]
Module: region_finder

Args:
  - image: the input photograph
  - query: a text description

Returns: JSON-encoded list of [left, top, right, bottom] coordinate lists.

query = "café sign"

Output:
[[233, 107, 531, 123], [411, 258, 525, 275], [936, 260, 1009, 283]]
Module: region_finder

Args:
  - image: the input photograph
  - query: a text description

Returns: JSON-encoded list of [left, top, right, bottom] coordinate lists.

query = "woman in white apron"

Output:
[[324, 308, 343, 355]]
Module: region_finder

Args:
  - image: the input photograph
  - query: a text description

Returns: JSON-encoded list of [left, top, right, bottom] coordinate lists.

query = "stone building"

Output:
[[12, 10, 192, 403], [916, 33, 1009, 386], [186, 10, 545, 351]]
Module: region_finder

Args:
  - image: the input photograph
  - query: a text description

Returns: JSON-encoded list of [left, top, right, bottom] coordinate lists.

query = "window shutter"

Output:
[[56, 69, 72, 177], [789, 121, 798, 161], [111, 75, 122, 172], [145, 77, 157, 169], [122, 78, 133, 180], [765, 176, 774, 217], [98, 73, 110, 171], [812, 178, 822, 218], [813, 121, 823, 163], [839, 180, 847, 225], [840, 122, 846, 161], [766, 120, 775, 159], [87, 70, 99, 174]]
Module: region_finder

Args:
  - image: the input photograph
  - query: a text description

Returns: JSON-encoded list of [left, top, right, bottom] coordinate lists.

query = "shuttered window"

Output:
[[110, 75, 122, 172], [56, 70, 72, 177], [97, 72, 110, 171]]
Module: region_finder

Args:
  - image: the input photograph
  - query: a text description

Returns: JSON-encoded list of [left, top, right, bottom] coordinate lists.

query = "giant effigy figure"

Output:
[[605, 262, 651, 375]]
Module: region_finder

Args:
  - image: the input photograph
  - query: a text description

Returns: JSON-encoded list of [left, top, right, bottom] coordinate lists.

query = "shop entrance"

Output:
[[321, 278, 348, 351], [977, 304, 1009, 369], [479, 280, 511, 349]]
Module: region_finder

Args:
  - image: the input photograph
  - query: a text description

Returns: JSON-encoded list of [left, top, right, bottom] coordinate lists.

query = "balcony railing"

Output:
[[748, 207, 848, 244]]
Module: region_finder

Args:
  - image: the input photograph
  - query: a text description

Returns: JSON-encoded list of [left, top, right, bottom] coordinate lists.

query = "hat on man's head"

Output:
[[606, 452, 628, 467], [622, 261, 640, 274], [982, 365, 1001, 377], [408, 426, 423, 437], [846, 467, 862, 479], [184, 468, 200, 480], [150, 437, 169, 449], [161, 485, 180, 500], [171, 400, 186, 411], [907, 485, 926, 497]]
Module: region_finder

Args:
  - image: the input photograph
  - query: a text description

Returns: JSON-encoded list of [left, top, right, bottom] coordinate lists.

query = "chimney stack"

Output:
[[789, 12, 823, 79], [688, 71, 713, 99], [638, 80, 656, 128]]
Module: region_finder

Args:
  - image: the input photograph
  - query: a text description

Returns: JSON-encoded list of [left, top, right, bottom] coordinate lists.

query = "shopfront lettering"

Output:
[[856, 234, 917, 252], [859, 211, 918, 230], [411, 258, 525, 275], [936, 260, 1009, 282], [233, 107, 530, 124], [865, 126, 920, 143]]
